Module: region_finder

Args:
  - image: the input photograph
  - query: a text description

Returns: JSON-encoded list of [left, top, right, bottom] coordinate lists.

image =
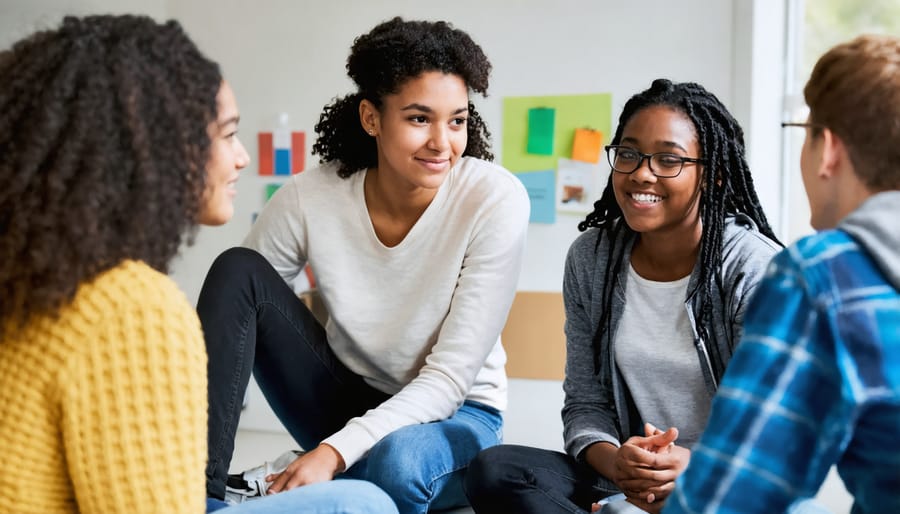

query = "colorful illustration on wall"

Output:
[[258, 113, 305, 176], [503, 93, 612, 222], [556, 157, 608, 215], [515, 169, 556, 224], [502, 93, 612, 173]]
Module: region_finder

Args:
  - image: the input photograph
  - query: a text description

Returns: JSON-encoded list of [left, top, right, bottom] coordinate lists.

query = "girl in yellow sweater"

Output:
[[0, 15, 397, 514]]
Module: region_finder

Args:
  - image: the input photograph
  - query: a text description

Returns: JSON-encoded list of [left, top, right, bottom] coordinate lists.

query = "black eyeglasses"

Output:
[[605, 145, 705, 178], [781, 121, 825, 130]]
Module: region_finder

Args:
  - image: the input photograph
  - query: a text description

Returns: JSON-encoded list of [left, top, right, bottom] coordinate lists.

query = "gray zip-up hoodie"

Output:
[[561, 215, 781, 460], [839, 191, 900, 290]]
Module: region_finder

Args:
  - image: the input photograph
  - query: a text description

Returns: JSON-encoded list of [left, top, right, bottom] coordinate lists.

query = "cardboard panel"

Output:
[[299, 289, 567, 380], [502, 291, 566, 380]]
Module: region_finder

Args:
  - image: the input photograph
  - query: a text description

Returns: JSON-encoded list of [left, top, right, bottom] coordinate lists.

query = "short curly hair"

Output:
[[313, 17, 494, 177], [0, 15, 222, 324]]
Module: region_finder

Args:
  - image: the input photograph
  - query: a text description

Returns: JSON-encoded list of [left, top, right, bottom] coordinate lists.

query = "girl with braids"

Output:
[[198, 16, 529, 514], [0, 14, 397, 514], [465, 79, 782, 514]]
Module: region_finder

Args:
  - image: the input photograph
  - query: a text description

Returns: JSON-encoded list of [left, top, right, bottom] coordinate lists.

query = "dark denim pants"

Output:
[[198, 248, 502, 513], [465, 444, 620, 513]]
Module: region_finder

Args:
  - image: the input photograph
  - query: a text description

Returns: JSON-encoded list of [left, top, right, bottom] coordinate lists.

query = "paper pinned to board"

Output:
[[571, 128, 604, 163], [527, 107, 555, 155]]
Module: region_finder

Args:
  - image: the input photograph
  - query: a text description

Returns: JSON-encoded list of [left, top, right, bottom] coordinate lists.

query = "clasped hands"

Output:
[[592, 423, 691, 513]]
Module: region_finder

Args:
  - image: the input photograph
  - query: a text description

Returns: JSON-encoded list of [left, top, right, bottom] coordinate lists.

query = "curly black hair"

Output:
[[579, 78, 781, 383], [0, 15, 222, 324], [313, 16, 494, 177]]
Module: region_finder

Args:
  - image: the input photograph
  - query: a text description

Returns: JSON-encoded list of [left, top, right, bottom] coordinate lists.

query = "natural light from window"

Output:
[[782, 0, 900, 244]]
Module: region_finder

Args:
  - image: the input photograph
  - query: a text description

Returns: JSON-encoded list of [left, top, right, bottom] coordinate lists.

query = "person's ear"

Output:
[[817, 128, 846, 179], [816, 127, 850, 179], [359, 99, 380, 137]]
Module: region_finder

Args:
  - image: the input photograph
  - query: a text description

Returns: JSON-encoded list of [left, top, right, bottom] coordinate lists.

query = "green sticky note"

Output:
[[265, 183, 282, 201], [527, 107, 555, 155]]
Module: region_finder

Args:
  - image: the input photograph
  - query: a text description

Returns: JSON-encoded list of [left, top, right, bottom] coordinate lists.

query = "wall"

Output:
[[2, 0, 793, 298], [0, 0, 164, 47], [0, 0, 777, 299], [2, 6, 855, 507], [164, 0, 745, 299], [1, 0, 783, 449], [160, 0, 746, 441]]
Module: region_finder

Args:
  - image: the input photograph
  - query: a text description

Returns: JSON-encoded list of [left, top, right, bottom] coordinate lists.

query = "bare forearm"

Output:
[[584, 441, 619, 480]]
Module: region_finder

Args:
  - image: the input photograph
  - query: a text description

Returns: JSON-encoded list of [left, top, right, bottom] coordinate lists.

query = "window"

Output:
[[781, 0, 900, 243]]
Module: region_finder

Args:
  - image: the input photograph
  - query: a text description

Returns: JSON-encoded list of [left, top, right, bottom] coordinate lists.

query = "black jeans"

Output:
[[464, 444, 620, 513], [198, 247, 389, 500]]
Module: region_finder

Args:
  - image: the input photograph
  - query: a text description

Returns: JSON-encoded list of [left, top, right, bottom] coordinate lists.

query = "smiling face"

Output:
[[360, 71, 469, 193], [199, 81, 249, 226], [612, 105, 704, 237]]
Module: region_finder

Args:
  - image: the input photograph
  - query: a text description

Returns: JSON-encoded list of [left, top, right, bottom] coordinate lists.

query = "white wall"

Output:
[[730, 0, 789, 241], [0, 0, 786, 447], [164, 0, 747, 299], [4, 3, 854, 509], [0, 0, 771, 439], [164, 0, 794, 298], [0, 0, 782, 298], [157, 0, 749, 437], [0, 0, 164, 48]]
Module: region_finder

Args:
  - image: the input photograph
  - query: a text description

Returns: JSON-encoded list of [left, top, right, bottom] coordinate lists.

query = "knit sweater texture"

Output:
[[0, 260, 207, 514]]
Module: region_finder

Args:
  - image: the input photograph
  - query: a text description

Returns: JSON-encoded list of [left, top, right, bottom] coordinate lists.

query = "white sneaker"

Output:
[[224, 450, 304, 504]]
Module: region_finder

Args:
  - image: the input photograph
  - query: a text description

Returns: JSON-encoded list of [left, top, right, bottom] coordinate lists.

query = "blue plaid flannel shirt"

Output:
[[663, 229, 900, 514]]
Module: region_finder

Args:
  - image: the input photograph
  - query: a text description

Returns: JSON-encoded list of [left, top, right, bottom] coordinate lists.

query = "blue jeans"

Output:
[[199, 248, 503, 513], [344, 401, 502, 513], [205, 479, 398, 513]]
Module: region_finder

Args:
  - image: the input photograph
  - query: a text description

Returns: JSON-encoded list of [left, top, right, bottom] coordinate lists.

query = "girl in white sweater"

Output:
[[198, 17, 529, 514]]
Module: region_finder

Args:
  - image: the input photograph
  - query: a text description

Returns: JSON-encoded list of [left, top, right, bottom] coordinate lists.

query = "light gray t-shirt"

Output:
[[614, 264, 712, 448]]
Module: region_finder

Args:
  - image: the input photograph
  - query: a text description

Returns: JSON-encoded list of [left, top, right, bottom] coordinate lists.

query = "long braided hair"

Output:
[[578, 78, 780, 383]]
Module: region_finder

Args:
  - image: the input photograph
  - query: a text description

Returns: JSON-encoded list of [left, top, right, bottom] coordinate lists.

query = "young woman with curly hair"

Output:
[[465, 79, 783, 514], [0, 14, 397, 514], [198, 16, 529, 514]]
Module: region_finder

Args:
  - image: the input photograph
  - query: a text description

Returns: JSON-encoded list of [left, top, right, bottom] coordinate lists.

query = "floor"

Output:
[[233, 428, 853, 514]]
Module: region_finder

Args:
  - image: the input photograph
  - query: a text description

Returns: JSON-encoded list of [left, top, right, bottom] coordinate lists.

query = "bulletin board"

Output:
[[501, 291, 566, 380], [503, 93, 613, 224], [502, 93, 613, 173]]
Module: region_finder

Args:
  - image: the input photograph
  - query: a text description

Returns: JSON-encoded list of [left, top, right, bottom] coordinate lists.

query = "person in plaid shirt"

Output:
[[661, 34, 900, 514]]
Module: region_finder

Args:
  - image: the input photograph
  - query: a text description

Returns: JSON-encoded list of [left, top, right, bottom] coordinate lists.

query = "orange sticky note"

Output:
[[572, 128, 603, 164]]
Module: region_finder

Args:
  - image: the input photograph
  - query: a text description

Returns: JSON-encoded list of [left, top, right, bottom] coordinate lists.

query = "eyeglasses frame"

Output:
[[604, 144, 706, 179], [781, 121, 826, 129]]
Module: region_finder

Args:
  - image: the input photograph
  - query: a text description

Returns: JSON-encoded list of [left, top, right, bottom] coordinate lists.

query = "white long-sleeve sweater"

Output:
[[243, 156, 530, 467]]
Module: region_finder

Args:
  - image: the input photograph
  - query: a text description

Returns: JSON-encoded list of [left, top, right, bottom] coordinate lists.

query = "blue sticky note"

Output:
[[274, 148, 291, 175], [515, 170, 556, 224]]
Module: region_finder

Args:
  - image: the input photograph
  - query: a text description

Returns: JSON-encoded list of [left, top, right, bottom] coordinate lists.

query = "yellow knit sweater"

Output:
[[0, 261, 207, 514]]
